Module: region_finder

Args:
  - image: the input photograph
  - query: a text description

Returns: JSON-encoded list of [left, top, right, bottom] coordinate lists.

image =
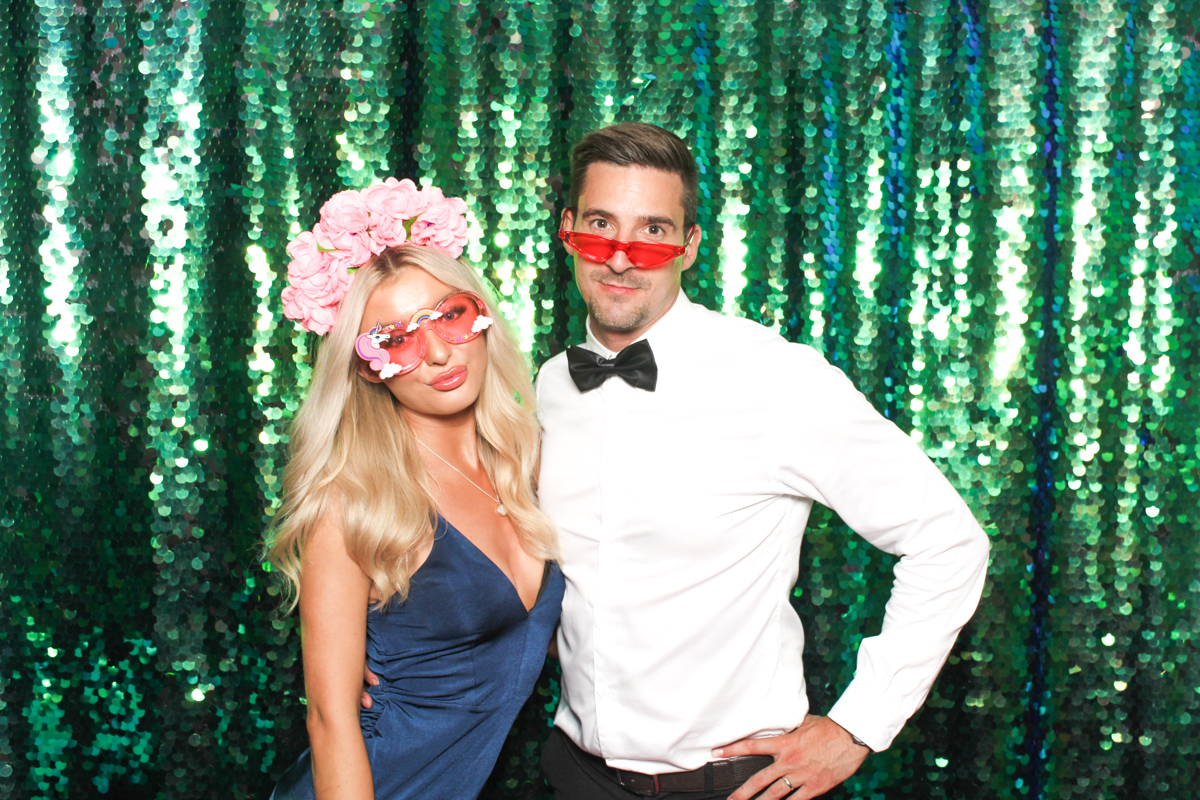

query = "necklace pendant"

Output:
[[496, 503, 508, 516]]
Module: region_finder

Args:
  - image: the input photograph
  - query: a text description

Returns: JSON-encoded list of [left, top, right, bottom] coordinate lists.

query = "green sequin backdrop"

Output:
[[1, 0, 1198, 798]]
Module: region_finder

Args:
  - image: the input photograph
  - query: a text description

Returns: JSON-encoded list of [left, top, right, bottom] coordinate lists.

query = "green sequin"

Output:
[[2, 1, 1197, 797]]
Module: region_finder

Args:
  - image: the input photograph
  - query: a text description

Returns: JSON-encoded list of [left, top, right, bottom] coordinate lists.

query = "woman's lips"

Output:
[[429, 366, 467, 391]]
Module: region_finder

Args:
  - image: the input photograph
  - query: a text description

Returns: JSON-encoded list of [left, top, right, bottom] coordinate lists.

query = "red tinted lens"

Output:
[[562, 231, 682, 268], [624, 241, 682, 268], [432, 292, 483, 343], [567, 232, 618, 262]]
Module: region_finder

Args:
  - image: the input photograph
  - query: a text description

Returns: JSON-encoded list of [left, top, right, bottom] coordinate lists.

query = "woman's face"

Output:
[[356, 268, 488, 424]]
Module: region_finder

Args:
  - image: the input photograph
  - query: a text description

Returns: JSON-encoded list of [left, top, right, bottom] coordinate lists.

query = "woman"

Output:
[[266, 179, 562, 800]]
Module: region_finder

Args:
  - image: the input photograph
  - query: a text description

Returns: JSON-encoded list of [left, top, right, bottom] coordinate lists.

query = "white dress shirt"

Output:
[[536, 290, 990, 773]]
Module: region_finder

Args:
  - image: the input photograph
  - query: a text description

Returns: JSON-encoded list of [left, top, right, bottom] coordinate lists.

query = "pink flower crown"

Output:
[[281, 178, 470, 334]]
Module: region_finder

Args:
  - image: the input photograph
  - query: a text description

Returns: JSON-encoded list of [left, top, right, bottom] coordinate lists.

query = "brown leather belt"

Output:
[[581, 748, 774, 796]]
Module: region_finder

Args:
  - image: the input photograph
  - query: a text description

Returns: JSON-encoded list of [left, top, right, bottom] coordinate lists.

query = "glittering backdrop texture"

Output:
[[1, 1, 1197, 798]]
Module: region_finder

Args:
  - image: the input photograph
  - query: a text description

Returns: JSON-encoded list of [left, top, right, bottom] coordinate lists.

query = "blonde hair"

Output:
[[266, 245, 557, 608]]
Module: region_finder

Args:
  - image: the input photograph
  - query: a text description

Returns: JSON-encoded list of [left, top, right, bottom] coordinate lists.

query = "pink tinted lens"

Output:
[[379, 328, 424, 371], [433, 292, 483, 343]]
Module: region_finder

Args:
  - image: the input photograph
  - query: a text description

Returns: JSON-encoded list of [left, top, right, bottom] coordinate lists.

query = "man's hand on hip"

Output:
[[714, 715, 869, 800], [360, 664, 380, 709]]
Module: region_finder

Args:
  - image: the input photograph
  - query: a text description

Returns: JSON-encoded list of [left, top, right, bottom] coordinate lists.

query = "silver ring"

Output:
[[781, 776, 794, 790]]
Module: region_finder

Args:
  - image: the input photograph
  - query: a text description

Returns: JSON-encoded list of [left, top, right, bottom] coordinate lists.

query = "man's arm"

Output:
[[787, 348, 990, 747], [725, 346, 990, 798]]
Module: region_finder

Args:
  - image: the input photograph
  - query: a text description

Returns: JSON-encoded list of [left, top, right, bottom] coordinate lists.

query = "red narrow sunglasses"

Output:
[[558, 230, 691, 269]]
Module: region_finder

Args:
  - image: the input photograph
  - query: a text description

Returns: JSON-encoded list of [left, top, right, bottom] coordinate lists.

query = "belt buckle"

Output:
[[615, 769, 660, 797]]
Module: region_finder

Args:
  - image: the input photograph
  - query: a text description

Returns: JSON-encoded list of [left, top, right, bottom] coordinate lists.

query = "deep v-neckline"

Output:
[[439, 516, 548, 614]]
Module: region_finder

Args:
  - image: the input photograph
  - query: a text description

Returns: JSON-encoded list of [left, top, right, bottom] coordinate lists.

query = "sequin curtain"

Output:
[[1, 1, 1197, 798]]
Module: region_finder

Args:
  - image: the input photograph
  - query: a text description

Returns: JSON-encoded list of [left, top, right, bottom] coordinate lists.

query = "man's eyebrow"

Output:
[[579, 208, 678, 228]]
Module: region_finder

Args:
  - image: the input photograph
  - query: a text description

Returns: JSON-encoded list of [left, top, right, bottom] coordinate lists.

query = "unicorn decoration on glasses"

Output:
[[365, 323, 392, 348]]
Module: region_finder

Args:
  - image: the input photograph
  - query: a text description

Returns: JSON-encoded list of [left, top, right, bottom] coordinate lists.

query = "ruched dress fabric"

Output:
[[271, 516, 564, 800]]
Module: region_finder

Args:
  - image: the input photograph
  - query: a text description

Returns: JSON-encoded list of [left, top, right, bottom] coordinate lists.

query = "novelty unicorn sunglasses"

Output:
[[355, 290, 493, 379]]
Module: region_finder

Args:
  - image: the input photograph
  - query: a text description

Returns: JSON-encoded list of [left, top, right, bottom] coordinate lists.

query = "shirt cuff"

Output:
[[826, 678, 908, 753]]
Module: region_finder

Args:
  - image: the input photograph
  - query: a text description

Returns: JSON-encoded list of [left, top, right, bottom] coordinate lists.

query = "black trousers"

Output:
[[540, 727, 761, 800]]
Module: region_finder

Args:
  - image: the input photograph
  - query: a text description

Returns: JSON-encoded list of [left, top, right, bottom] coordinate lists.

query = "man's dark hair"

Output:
[[569, 122, 700, 231]]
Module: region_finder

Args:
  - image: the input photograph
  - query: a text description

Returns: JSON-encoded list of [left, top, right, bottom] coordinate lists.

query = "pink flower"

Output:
[[283, 177, 470, 335], [372, 213, 409, 249], [289, 255, 351, 306], [365, 178, 427, 220], [410, 196, 469, 257], [419, 185, 448, 205], [319, 190, 371, 236], [285, 230, 329, 281], [282, 284, 340, 335], [361, 181, 396, 216], [318, 220, 375, 264], [283, 226, 354, 333]]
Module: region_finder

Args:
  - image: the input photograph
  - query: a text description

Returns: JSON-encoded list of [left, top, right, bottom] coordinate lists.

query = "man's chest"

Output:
[[538, 385, 793, 552]]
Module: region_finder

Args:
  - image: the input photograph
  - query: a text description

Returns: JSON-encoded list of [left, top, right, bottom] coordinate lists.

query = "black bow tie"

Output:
[[566, 339, 658, 393]]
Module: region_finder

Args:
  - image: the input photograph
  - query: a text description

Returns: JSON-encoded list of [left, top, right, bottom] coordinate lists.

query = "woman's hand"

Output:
[[300, 511, 375, 800]]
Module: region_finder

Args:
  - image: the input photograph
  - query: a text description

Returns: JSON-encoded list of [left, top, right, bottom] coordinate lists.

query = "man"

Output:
[[534, 122, 990, 799]]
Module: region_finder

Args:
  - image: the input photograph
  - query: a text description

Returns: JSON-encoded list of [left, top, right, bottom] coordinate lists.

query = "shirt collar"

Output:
[[585, 289, 692, 359]]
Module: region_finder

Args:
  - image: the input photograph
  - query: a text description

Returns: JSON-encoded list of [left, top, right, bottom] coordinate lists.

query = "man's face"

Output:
[[561, 162, 701, 352]]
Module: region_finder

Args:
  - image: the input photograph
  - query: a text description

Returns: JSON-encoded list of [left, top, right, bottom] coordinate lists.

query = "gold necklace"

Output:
[[415, 439, 508, 516]]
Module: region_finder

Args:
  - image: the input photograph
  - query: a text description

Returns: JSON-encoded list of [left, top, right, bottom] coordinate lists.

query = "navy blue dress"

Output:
[[271, 516, 564, 800]]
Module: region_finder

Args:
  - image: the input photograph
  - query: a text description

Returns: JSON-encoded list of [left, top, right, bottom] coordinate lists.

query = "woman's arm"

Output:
[[299, 512, 374, 800]]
